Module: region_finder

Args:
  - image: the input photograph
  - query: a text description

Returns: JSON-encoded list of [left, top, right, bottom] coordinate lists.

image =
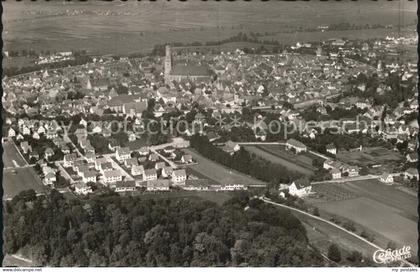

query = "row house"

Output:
[[172, 169, 187, 186], [146, 179, 170, 191], [143, 169, 157, 181], [104, 170, 123, 184]]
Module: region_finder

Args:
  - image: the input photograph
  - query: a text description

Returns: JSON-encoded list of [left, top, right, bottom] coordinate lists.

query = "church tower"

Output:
[[164, 45, 172, 83]]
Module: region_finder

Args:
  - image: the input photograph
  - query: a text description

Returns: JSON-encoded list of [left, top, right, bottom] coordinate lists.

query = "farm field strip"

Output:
[[310, 180, 418, 256], [262, 198, 394, 264], [244, 145, 314, 176], [183, 149, 266, 186], [3, 141, 29, 168]]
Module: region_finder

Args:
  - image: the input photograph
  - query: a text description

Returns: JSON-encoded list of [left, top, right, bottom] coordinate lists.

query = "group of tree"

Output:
[[190, 134, 301, 188], [4, 190, 324, 266]]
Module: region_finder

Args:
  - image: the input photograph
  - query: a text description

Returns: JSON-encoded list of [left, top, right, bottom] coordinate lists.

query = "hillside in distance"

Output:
[[3, 1, 417, 55]]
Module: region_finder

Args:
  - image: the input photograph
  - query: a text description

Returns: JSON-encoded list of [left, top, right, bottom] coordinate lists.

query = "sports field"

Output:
[[183, 149, 266, 186], [3, 167, 47, 200], [244, 145, 315, 176], [310, 180, 417, 255], [3, 141, 28, 168]]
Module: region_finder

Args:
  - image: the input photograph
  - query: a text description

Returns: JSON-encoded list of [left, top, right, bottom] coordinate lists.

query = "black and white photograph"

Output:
[[1, 0, 418, 269]]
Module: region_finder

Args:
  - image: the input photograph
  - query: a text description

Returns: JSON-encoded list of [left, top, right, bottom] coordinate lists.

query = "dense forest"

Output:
[[4, 190, 323, 266], [190, 134, 302, 188]]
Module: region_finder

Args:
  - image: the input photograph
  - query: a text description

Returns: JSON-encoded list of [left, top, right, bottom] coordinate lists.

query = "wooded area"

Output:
[[4, 189, 323, 266]]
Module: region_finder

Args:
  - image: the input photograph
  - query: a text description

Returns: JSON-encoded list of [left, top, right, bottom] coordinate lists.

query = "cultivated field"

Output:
[[3, 1, 416, 57], [3, 141, 28, 168], [245, 145, 315, 176], [285, 207, 382, 262], [337, 147, 403, 173], [3, 167, 47, 200], [310, 180, 418, 256], [183, 149, 266, 186]]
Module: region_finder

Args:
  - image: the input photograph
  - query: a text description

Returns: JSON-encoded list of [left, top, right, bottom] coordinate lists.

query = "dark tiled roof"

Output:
[[170, 64, 211, 77]]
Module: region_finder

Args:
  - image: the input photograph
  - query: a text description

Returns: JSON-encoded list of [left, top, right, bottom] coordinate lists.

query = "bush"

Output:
[[312, 207, 320, 216], [347, 250, 363, 264], [327, 243, 342, 262], [342, 221, 356, 232], [330, 216, 341, 224], [360, 230, 374, 242]]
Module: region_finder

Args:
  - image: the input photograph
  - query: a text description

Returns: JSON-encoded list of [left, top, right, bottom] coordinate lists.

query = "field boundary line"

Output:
[[12, 140, 29, 167]]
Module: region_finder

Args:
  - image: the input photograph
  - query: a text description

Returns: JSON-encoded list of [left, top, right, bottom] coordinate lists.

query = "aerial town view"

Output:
[[1, 0, 418, 268]]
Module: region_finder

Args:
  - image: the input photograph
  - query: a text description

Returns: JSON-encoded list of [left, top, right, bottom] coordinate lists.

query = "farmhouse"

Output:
[[343, 165, 359, 177], [331, 168, 342, 179], [288, 178, 312, 198], [379, 173, 393, 184], [323, 159, 343, 170], [285, 139, 307, 153]]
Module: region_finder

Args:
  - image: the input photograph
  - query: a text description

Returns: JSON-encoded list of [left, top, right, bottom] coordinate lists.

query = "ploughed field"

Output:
[[3, 1, 416, 57], [309, 180, 418, 256]]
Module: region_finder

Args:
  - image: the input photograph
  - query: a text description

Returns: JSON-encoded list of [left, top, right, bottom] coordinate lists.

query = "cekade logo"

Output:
[[373, 246, 412, 264]]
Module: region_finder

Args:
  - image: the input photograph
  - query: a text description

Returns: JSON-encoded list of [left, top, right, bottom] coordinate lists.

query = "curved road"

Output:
[[261, 197, 416, 267]]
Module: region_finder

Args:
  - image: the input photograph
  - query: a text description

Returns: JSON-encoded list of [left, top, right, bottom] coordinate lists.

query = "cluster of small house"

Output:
[[9, 118, 61, 140], [59, 135, 249, 195]]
